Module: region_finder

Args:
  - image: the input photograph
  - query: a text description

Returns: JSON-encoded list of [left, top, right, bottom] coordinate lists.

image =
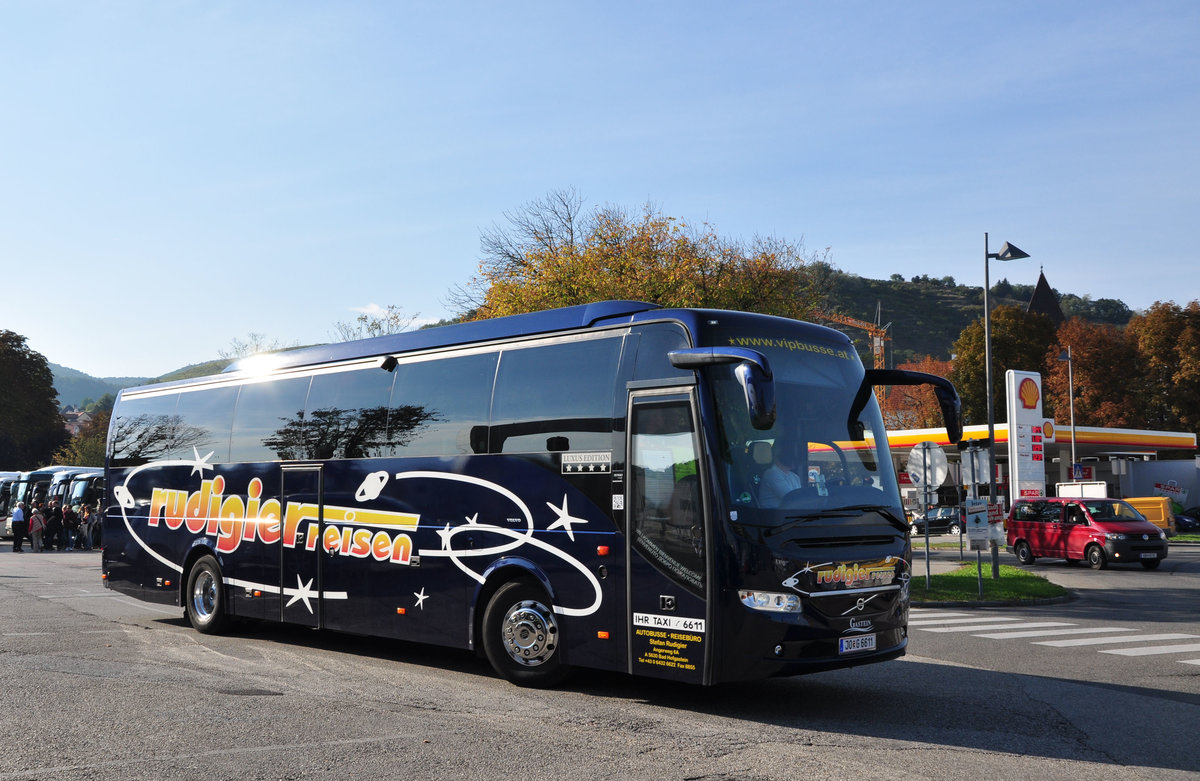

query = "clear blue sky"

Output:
[[3, 1, 1197, 379]]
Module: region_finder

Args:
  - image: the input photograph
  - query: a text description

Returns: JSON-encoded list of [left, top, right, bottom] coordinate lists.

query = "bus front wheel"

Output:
[[482, 581, 568, 688], [186, 555, 230, 634]]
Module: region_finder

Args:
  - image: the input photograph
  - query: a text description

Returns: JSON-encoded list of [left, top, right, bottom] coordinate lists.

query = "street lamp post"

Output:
[[1058, 345, 1077, 478], [983, 232, 1030, 577]]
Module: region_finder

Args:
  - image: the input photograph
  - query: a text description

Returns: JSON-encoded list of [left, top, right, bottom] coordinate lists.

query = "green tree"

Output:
[[53, 409, 110, 467], [455, 189, 830, 321], [1125, 300, 1200, 432], [85, 394, 116, 415], [0, 330, 69, 466], [948, 306, 1057, 426]]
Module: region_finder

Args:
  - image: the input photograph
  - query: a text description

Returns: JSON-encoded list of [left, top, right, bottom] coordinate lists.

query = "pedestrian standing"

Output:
[[29, 504, 45, 552], [10, 501, 28, 552], [90, 503, 103, 549], [62, 504, 79, 551], [78, 506, 93, 550], [45, 500, 64, 551]]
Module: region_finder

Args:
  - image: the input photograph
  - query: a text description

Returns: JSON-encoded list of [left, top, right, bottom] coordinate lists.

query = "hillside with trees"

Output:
[[815, 267, 1133, 367]]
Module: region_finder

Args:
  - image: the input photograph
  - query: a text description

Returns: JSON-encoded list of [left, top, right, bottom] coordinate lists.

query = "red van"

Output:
[[1007, 497, 1168, 570]]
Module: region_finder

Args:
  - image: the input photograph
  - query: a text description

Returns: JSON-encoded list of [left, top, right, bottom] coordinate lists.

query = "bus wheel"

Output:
[[1086, 545, 1108, 570], [482, 581, 568, 688], [186, 555, 230, 634]]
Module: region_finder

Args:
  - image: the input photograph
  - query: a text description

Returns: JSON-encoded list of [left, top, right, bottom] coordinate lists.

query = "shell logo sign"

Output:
[[1006, 370, 1048, 507], [1018, 377, 1040, 409]]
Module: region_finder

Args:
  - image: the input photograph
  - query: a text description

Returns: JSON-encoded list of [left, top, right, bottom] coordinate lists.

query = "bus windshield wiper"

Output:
[[764, 512, 841, 537], [764, 505, 908, 536], [835, 504, 910, 532]]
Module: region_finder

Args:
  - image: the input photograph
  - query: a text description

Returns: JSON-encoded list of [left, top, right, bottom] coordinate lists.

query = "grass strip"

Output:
[[911, 563, 1069, 604]]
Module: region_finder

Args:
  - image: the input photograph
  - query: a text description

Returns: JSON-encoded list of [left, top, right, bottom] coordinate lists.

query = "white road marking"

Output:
[[919, 621, 1073, 633], [1034, 633, 1199, 647], [908, 617, 1024, 626], [973, 626, 1134, 640], [1100, 642, 1200, 656]]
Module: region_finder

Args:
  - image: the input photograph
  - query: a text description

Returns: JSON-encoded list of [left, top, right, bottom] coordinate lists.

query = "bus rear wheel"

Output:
[[482, 581, 568, 688], [186, 555, 230, 634]]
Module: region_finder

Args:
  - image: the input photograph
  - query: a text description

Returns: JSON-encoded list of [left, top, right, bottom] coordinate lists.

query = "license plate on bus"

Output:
[[839, 634, 876, 654], [1140, 552, 1158, 559]]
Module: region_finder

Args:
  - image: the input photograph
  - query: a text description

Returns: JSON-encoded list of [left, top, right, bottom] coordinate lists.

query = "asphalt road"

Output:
[[1, 547, 1198, 780]]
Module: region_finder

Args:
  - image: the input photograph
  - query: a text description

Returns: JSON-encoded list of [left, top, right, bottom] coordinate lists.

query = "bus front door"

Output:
[[280, 465, 323, 628], [626, 391, 711, 684]]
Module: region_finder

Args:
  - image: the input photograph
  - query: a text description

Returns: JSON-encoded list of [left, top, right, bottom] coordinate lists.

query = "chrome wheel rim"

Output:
[[501, 599, 558, 667], [191, 569, 217, 621]]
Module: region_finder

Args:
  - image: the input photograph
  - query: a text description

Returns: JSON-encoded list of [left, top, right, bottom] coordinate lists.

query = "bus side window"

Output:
[[631, 323, 691, 381], [108, 392, 182, 468], [491, 337, 621, 453], [304, 367, 396, 459], [230, 377, 313, 462], [173, 386, 239, 463], [388, 352, 497, 457]]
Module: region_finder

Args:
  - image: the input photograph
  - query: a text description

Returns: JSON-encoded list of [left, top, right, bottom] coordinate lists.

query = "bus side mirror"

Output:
[[734, 361, 776, 430], [852, 369, 963, 444], [669, 347, 776, 430]]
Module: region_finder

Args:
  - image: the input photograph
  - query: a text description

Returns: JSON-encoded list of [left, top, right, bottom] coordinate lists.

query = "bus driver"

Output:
[[760, 439, 804, 507]]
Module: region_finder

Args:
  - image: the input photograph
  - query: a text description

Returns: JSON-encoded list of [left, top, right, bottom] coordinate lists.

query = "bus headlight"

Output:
[[738, 590, 801, 613], [1105, 533, 1127, 541]]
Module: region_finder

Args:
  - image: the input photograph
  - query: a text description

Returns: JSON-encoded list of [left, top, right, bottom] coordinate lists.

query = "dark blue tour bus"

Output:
[[102, 301, 961, 686]]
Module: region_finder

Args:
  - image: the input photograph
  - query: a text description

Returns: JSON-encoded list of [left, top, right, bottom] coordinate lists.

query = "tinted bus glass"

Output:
[[388, 352, 497, 457], [229, 377, 313, 462], [632, 323, 691, 381], [491, 337, 621, 453], [304, 367, 396, 459], [173, 386, 239, 463], [630, 399, 704, 594], [109, 392, 181, 468]]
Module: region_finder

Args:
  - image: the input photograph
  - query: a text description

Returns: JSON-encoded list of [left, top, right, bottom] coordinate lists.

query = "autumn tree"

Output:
[[454, 189, 830, 321], [948, 306, 1057, 426], [1125, 300, 1200, 432], [0, 330, 69, 466], [879, 356, 955, 430], [1043, 318, 1141, 429]]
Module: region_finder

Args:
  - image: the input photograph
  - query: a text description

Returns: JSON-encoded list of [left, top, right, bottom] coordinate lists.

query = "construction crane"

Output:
[[816, 309, 892, 370]]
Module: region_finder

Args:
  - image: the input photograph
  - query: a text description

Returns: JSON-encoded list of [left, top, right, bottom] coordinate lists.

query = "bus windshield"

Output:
[[707, 327, 902, 528]]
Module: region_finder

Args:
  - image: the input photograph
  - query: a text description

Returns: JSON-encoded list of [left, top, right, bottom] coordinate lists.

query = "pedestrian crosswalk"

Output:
[[910, 609, 1200, 666]]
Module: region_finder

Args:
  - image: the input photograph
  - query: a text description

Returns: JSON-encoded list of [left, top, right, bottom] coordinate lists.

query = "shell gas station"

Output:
[[887, 370, 1198, 512]]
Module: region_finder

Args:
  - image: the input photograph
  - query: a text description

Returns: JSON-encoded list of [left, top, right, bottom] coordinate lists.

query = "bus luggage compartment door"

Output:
[[280, 466, 323, 628]]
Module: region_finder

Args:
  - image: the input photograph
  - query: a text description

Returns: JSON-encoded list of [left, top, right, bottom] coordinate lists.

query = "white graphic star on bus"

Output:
[[189, 447, 216, 477], [414, 587, 429, 609], [286, 574, 316, 613], [546, 495, 587, 541]]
